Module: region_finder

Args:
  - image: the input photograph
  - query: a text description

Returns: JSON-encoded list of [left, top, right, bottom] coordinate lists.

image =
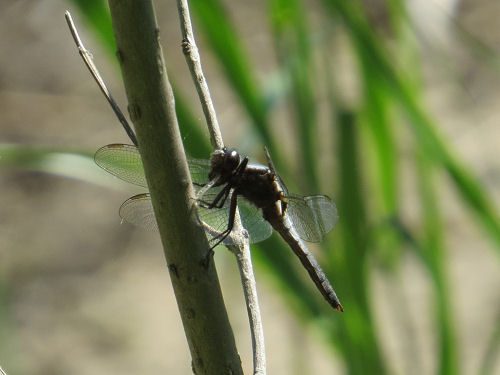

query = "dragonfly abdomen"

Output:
[[266, 213, 343, 312]]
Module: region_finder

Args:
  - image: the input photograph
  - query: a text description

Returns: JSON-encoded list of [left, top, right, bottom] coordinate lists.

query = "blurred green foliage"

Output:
[[3, 0, 499, 374]]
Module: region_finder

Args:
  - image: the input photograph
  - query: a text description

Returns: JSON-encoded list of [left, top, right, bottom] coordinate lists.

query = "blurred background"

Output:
[[1, 0, 500, 374]]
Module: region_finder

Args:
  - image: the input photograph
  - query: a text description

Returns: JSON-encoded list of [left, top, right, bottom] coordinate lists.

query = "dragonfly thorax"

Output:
[[234, 165, 286, 219], [209, 148, 286, 218]]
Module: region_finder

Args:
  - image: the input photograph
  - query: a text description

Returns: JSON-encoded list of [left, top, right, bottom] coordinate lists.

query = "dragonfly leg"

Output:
[[200, 248, 215, 268], [209, 192, 238, 247], [201, 193, 239, 267], [201, 157, 249, 267], [198, 184, 231, 209], [199, 157, 249, 209], [211, 185, 231, 209], [206, 158, 249, 244]]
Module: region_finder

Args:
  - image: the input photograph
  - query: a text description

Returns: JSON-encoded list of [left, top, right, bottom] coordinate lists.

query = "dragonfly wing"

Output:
[[95, 144, 148, 187], [119, 193, 158, 231], [264, 147, 289, 195], [188, 158, 211, 187], [119, 192, 228, 237], [96, 143, 211, 189], [286, 194, 338, 242], [118, 191, 272, 244], [238, 199, 273, 244], [118, 192, 227, 236], [197, 205, 232, 243], [197, 191, 272, 245]]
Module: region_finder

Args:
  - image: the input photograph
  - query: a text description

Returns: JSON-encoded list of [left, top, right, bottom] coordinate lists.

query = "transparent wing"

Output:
[[119, 191, 272, 244], [264, 147, 289, 195], [119, 193, 158, 231], [95, 143, 211, 189], [197, 192, 273, 244], [188, 158, 211, 187], [95, 144, 148, 187], [237, 199, 273, 243], [286, 194, 338, 243]]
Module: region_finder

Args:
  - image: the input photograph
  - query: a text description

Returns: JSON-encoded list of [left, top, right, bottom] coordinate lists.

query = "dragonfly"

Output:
[[95, 144, 343, 311]]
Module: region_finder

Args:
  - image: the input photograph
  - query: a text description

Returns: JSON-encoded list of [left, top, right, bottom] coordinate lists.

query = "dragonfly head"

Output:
[[209, 148, 240, 183]]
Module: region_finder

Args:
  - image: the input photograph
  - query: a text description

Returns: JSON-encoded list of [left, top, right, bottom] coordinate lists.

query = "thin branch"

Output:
[[175, 1, 267, 374], [65, 11, 138, 146], [176, 0, 224, 150], [232, 243, 267, 375]]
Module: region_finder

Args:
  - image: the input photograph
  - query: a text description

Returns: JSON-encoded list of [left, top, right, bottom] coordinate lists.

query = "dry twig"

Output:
[[176, 0, 266, 373]]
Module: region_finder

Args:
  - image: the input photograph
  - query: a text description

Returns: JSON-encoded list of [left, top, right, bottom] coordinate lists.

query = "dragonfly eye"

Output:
[[224, 149, 240, 171]]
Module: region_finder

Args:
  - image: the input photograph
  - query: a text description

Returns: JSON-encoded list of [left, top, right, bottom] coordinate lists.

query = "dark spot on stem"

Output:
[[182, 38, 191, 55], [200, 249, 214, 269], [116, 49, 124, 63], [128, 103, 141, 121], [186, 308, 196, 319], [168, 264, 179, 278]]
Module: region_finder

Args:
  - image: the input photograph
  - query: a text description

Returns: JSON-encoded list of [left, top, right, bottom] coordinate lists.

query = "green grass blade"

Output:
[[69, 0, 115, 52], [268, 0, 319, 191], [189, 0, 284, 165], [174, 88, 212, 158], [0, 144, 108, 185], [333, 110, 388, 375], [322, 0, 500, 256], [358, 62, 402, 268], [416, 151, 458, 375], [252, 236, 324, 318]]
